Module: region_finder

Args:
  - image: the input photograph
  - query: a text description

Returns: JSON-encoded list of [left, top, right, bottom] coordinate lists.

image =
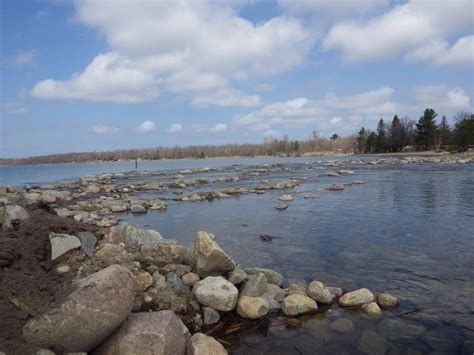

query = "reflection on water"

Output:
[[117, 161, 474, 354]]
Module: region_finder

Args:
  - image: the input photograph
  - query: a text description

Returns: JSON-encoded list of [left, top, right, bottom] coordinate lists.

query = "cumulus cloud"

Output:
[[168, 123, 183, 132], [90, 125, 120, 134], [412, 85, 471, 113], [193, 123, 228, 133], [263, 129, 282, 139], [191, 89, 260, 108], [2, 101, 28, 115], [323, 0, 473, 63], [31, 0, 311, 105], [135, 121, 156, 133], [15, 50, 36, 66]]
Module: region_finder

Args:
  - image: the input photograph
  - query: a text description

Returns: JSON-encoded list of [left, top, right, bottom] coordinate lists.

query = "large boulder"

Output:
[[194, 231, 235, 277], [95, 311, 190, 355], [237, 296, 269, 319], [23, 265, 135, 352], [186, 333, 227, 355], [110, 222, 163, 250], [193, 276, 238, 312], [3, 205, 30, 229], [339, 288, 374, 307], [244, 267, 283, 286], [281, 294, 318, 317]]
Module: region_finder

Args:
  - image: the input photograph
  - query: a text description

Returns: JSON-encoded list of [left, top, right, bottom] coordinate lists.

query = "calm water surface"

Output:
[[3, 157, 474, 353]]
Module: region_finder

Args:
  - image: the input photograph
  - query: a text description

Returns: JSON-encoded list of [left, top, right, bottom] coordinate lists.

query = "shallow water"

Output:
[[113, 160, 474, 354]]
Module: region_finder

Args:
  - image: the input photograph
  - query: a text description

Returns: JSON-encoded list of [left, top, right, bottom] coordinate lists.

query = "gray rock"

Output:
[[130, 205, 147, 213], [110, 222, 163, 250], [167, 272, 186, 295], [194, 231, 235, 277], [288, 282, 307, 296], [421, 327, 464, 352], [203, 307, 220, 326], [186, 333, 227, 355], [327, 287, 343, 297], [307, 281, 335, 304], [329, 318, 354, 333], [193, 276, 238, 312], [377, 292, 399, 309], [338, 288, 374, 307], [378, 318, 426, 342], [245, 267, 283, 286], [49, 233, 81, 261], [227, 264, 247, 284], [281, 294, 317, 316], [358, 330, 386, 355], [3, 205, 30, 229], [265, 284, 286, 302], [23, 265, 135, 352], [152, 272, 167, 289], [77, 231, 97, 257], [237, 296, 269, 319], [240, 272, 267, 297], [85, 185, 100, 193], [95, 311, 190, 355], [182, 272, 200, 286], [262, 293, 281, 310], [94, 243, 132, 266], [162, 263, 192, 277], [110, 204, 128, 213]]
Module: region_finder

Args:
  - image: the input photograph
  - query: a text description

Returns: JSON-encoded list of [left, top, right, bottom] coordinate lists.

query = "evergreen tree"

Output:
[[357, 127, 367, 154], [437, 115, 451, 148], [365, 131, 377, 153], [453, 112, 474, 150], [415, 108, 438, 150], [390, 115, 404, 152], [375, 119, 386, 153]]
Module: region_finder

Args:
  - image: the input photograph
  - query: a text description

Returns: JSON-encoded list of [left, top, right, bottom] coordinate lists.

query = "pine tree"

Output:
[[375, 119, 386, 153], [415, 108, 438, 150], [365, 131, 377, 153], [390, 115, 404, 152], [357, 128, 367, 154], [437, 115, 451, 148]]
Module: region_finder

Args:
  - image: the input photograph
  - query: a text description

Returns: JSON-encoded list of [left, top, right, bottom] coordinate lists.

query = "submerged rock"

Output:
[[329, 318, 354, 333], [193, 276, 238, 312], [194, 231, 235, 277], [281, 294, 317, 316], [23, 265, 135, 352], [187, 333, 227, 355], [338, 288, 374, 307], [275, 204, 288, 210], [377, 292, 399, 309], [358, 330, 386, 355], [378, 318, 426, 342], [49, 233, 81, 261], [237, 296, 270, 319], [95, 311, 190, 355]]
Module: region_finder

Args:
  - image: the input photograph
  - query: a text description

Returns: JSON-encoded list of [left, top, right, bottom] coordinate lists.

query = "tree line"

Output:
[[355, 110, 473, 154]]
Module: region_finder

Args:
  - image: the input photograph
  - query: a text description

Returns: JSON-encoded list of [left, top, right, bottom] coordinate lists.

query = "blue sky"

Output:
[[1, 0, 473, 158]]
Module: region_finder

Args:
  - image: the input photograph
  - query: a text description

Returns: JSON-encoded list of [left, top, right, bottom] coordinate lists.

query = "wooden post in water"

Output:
[[135, 159, 138, 169]]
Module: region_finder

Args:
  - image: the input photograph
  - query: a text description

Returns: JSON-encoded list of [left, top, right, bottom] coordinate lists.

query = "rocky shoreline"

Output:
[[0, 152, 472, 354]]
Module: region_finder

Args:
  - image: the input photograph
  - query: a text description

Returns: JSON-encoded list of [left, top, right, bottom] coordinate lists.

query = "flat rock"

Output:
[[130, 205, 147, 213], [194, 231, 235, 277], [95, 311, 190, 355], [3, 205, 30, 229], [308, 281, 335, 304], [187, 333, 227, 355], [281, 294, 317, 317], [23, 265, 135, 352], [237, 296, 269, 319], [339, 288, 374, 307], [49, 233, 81, 261], [193, 276, 238, 312], [378, 318, 426, 342], [110, 222, 163, 250], [240, 272, 267, 297], [245, 267, 283, 286], [77, 231, 97, 257]]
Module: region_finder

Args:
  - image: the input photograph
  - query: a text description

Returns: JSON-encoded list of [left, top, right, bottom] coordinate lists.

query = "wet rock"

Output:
[[182, 272, 200, 286], [327, 287, 343, 297], [240, 272, 267, 297], [77, 231, 97, 257], [378, 318, 426, 342], [227, 264, 247, 284], [95, 243, 132, 266], [281, 294, 317, 316], [237, 296, 270, 319], [130, 205, 147, 213], [265, 284, 286, 302], [326, 171, 340, 177], [149, 200, 167, 210], [167, 272, 186, 294], [187, 333, 227, 355], [377, 292, 399, 309], [329, 318, 354, 333], [245, 267, 283, 286], [23, 265, 135, 352], [326, 184, 345, 191], [352, 180, 367, 185], [278, 194, 294, 201], [95, 311, 190, 355], [110, 204, 128, 213], [421, 327, 464, 352], [361, 302, 382, 318], [308, 281, 335, 304], [194, 231, 235, 277], [358, 330, 386, 355], [203, 307, 220, 326], [49, 233, 81, 261], [3, 204, 30, 229], [262, 293, 281, 310], [222, 187, 248, 195], [275, 204, 288, 210], [288, 282, 307, 296], [110, 222, 163, 250], [339, 288, 374, 307], [193, 276, 238, 312], [134, 272, 153, 292]]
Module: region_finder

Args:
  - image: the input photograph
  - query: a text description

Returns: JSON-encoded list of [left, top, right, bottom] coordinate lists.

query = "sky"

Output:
[[1, 0, 473, 158]]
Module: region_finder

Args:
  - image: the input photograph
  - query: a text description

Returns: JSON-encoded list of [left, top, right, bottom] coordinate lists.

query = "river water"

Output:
[[2, 157, 474, 353]]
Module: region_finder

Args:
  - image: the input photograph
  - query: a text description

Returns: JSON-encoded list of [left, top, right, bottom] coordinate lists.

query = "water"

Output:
[[3, 157, 474, 353]]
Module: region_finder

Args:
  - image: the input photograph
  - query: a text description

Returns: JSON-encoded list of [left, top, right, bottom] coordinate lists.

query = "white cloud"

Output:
[[2, 101, 28, 115], [255, 83, 275, 92], [412, 85, 471, 113], [90, 125, 120, 134], [191, 89, 260, 108], [406, 35, 474, 67], [31, 53, 159, 103], [263, 129, 282, 139], [323, 0, 474, 63], [31, 0, 311, 104], [15, 50, 36, 66], [193, 123, 228, 133], [135, 120, 156, 133], [169, 123, 183, 132], [330, 116, 342, 126]]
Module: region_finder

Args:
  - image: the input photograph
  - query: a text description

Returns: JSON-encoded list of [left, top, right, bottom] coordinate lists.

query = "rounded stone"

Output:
[[193, 276, 238, 312], [282, 294, 318, 317], [237, 296, 270, 320]]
